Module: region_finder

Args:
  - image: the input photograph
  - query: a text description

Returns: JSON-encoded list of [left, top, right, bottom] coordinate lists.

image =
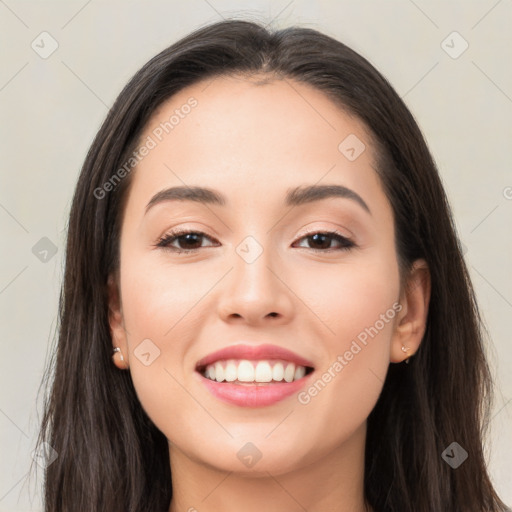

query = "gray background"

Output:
[[0, 1, 511, 510]]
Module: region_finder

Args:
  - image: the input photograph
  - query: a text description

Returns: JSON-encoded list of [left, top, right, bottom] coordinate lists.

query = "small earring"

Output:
[[401, 345, 411, 364], [112, 346, 128, 369], [113, 346, 124, 361]]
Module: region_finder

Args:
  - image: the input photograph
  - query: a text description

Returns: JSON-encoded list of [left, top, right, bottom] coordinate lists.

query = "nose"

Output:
[[216, 241, 295, 326]]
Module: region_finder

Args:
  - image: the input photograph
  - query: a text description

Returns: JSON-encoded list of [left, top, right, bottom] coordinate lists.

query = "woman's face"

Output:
[[109, 75, 407, 475]]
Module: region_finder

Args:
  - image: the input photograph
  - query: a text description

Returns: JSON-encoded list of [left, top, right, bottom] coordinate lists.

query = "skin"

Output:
[[108, 74, 430, 512]]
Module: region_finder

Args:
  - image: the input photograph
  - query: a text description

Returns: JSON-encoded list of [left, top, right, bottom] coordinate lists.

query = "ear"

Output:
[[107, 272, 129, 369], [390, 259, 431, 363]]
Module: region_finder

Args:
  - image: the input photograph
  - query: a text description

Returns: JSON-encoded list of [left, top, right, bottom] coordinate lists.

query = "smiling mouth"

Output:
[[196, 358, 315, 385]]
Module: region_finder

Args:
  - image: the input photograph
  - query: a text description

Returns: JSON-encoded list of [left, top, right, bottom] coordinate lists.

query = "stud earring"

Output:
[[113, 346, 124, 361], [112, 346, 128, 368], [401, 345, 411, 364]]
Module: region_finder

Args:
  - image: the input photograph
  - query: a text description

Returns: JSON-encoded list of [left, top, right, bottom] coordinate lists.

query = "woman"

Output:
[[35, 19, 510, 512]]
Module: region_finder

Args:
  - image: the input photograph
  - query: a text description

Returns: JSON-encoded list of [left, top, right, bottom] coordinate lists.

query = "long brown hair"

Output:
[[34, 19, 510, 512]]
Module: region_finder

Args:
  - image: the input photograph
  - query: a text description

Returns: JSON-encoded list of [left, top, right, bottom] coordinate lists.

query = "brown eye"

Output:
[[156, 230, 218, 253], [293, 231, 355, 251]]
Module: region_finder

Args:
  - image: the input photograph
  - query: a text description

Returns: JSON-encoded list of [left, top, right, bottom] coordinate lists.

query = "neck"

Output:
[[167, 422, 371, 512]]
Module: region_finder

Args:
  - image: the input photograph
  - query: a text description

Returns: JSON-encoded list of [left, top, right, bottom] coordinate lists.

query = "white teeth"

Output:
[[294, 365, 306, 380], [272, 362, 284, 381], [224, 360, 237, 382], [214, 362, 225, 382], [284, 363, 295, 383], [202, 359, 310, 383], [237, 360, 255, 382], [254, 361, 272, 382]]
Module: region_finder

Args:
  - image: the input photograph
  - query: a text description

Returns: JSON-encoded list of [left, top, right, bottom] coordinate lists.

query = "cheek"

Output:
[[120, 253, 212, 339], [331, 267, 400, 357], [298, 248, 400, 348], [117, 257, 204, 429], [296, 255, 400, 433], [297, 253, 398, 371]]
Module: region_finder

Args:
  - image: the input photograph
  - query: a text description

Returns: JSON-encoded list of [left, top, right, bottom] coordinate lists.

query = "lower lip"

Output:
[[198, 371, 314, 407]]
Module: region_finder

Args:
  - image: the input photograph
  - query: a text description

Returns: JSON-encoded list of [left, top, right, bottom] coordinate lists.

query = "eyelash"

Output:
[[155, 228, 356, 254]]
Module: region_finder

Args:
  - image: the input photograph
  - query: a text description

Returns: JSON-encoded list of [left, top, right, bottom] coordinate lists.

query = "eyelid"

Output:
[[155, 225, 356, 254], [155, 228, 219, 250], [293, 228, 355, 250], [295, 223, 354, 240]]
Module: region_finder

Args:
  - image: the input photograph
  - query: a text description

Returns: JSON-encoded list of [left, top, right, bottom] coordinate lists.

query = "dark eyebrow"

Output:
[[145, 184, 371, 215], [145, 186, 226, 214], [286, 184, 371, 214]]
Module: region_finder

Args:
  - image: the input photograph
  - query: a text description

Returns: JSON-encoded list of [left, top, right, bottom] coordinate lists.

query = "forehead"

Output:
[[124, 75, 386, 219], [147, 74, 373, 163]]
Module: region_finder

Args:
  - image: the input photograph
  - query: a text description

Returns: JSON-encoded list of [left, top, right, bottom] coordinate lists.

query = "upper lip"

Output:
[[195, 343, 315, 370]]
